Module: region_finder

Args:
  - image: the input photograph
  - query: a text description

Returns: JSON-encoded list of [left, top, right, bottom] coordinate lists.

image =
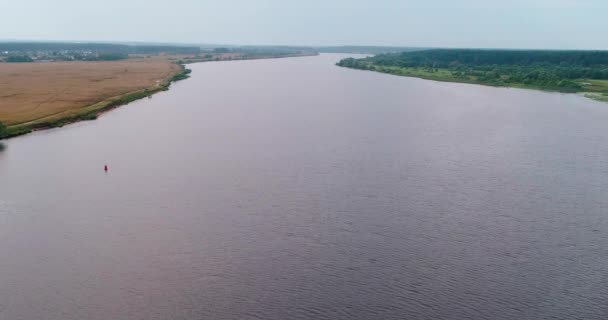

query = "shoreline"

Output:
[[2, 64, 191, 140], [1, 53, 317, 140], [337, 65, 608, 104]]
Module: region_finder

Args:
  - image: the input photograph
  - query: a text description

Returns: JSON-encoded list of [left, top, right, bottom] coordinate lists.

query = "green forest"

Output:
[[337, 49, 608, 101]]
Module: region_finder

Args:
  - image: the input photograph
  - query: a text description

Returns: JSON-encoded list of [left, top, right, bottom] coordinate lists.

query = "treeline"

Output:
[[318, 46, 425, 54], [371, 49, 608, 67], [3, 52, 129, 62], [0, 42, 201, 55], [0, 42, 131, 53], [233, 46, 317, 58], [133, 45, 200, 55], [338, 49, 608, 92], [6, 55, 34, 62]]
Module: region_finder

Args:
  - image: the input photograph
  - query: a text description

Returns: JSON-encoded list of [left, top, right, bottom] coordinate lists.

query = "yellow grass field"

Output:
[[0, 60, 181, 126]]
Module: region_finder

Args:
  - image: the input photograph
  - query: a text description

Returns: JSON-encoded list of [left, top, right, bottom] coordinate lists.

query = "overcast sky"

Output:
[[2, 0, 606, 49]]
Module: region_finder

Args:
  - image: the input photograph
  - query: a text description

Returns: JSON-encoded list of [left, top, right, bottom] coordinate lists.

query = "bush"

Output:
[[170, 69, 191, 82], [0, 121, 7, 138]]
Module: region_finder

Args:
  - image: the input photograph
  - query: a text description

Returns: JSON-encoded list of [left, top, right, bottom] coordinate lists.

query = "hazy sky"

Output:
[[2, 0, 606, 49]]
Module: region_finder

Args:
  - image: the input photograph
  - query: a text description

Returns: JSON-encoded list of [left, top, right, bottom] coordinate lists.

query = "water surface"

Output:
[[1, 54, 608, 320]]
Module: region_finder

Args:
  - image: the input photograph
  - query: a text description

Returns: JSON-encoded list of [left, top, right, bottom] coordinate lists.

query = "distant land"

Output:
[[337, 49, 608, 102], [0, 42, 320, 63], [317, 46, 427, 54]]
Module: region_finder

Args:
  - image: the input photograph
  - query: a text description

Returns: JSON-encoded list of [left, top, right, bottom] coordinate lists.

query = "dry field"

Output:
[[0, 60, 181, 125]]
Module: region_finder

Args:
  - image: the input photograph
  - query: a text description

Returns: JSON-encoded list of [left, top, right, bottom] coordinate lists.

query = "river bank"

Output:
[[337, 50, 608, 104], [1, 63, 190, 140], [338, 64, 608, 103]]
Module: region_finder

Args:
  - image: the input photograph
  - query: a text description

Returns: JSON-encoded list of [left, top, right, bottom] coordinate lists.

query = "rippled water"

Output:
[[1, 54, 608, 320]]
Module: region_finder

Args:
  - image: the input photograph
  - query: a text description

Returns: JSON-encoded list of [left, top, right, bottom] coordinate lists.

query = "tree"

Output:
[[213, 48, 231, 54], [0, 121, 7, 138], [7, 55, 33, 63]]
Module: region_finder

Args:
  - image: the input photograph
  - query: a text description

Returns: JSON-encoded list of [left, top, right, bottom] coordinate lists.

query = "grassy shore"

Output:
[[1, 64, 191, 139], [337, 50, 608, 103], [340, 64, 608, 102]]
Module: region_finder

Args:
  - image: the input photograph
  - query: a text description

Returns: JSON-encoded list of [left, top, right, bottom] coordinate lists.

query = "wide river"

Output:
[[1, 54, 608, 320]]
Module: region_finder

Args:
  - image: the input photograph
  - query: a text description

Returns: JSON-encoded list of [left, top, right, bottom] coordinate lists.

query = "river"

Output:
[[1, 54, 608, 320]]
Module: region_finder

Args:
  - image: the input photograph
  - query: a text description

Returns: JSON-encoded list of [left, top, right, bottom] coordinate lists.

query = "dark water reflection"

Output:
[[1, 54, 608, 320]]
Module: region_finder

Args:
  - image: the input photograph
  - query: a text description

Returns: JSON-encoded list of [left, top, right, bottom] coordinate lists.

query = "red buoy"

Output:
[[104, 165, 108, 172]]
